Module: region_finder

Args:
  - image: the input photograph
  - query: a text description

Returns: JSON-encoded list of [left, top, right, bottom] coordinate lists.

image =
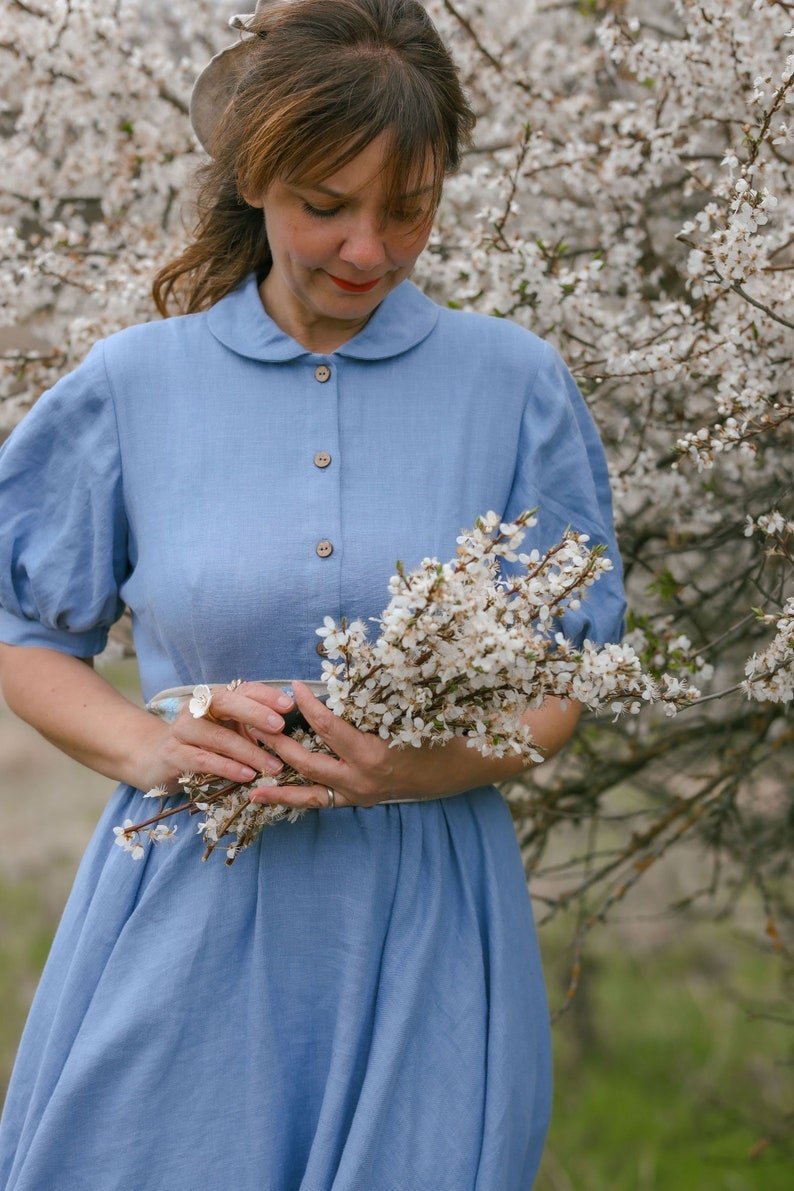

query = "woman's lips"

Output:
[[327, 274, 382, 293]]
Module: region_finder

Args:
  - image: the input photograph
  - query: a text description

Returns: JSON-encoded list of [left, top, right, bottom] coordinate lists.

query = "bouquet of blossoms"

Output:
[[114, 511, 698, 864]]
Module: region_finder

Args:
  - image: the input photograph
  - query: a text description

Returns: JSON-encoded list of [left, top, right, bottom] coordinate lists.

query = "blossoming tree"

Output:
[[2, 0, 792, 1032]]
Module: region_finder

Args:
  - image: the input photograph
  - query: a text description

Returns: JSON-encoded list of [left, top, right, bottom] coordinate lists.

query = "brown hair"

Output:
[[153, 0, 475, 316]]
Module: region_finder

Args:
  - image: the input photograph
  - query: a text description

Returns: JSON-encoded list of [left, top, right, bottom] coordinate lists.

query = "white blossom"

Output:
[[143, 784, 168, 799], [188, 685, 213, 718]]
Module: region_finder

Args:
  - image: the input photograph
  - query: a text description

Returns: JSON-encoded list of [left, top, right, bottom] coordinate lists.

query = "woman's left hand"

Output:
[[250, 681, 581, 810], [248, 681, 432, 808]]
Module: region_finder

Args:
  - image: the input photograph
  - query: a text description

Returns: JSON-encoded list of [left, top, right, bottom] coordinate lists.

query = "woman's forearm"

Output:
[[0, 643, 168, 790], [0, 646, 297, 793], [383, 696, 582, 799]]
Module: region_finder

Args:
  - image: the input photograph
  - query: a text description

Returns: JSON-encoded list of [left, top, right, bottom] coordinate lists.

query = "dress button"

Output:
[[316, 539, 334, 558], [314, 451, 332, 469], [314, 364, 331, 383], [316, 640, 326, 657]]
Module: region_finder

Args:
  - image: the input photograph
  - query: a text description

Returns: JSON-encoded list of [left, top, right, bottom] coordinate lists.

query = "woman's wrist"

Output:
[[384, 735, 530, 801]]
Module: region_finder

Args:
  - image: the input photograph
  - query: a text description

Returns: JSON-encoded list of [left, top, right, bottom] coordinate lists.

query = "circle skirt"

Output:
[[0, 783, 552, 1190]]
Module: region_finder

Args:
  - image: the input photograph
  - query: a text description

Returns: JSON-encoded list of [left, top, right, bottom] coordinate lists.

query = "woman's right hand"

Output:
[[137, 681, 295, 793]]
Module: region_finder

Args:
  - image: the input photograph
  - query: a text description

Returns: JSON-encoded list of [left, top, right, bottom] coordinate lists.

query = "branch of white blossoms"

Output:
[[114, 511, 699, 864], [740, 510, 794, 704], [743, 596, 794, 704]]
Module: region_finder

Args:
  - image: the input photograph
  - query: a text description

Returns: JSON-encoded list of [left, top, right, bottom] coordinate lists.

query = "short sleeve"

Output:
[[0, 342, 128, 656], [504, 342, 626, 646]]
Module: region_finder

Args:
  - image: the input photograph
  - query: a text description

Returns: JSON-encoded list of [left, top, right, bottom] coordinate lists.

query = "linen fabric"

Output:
[[0, 275, 626, 1190]]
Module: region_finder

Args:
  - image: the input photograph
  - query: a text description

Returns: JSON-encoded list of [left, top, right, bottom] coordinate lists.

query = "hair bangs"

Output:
[[245, 46, 448, 215]]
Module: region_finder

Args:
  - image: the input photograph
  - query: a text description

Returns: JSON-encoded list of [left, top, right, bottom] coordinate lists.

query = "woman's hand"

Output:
[[250, 681, 582, 810], [140, 681, 295, 793]]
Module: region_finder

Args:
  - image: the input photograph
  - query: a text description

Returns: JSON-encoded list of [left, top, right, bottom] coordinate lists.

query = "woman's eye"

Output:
[[301, 201, 342, 219]]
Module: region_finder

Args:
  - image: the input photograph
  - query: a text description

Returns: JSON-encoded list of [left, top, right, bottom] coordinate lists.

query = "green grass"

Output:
[[0, 877, 61, 1084], [537, 923, 793, 1190]]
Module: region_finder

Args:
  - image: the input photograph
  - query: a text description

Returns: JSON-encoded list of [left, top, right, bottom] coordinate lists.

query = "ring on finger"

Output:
[[326, 787, 336, 809]]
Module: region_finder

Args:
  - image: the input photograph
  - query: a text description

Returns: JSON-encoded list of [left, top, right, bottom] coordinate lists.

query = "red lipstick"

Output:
[[328, 274, 381, 293]]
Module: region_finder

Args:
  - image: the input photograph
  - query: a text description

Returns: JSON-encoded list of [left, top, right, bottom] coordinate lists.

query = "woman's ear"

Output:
[[239, 179, 265, 208]]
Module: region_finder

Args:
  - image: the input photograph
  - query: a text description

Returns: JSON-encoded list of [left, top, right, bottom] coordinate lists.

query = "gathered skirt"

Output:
[[0, 784, 551, 1190]]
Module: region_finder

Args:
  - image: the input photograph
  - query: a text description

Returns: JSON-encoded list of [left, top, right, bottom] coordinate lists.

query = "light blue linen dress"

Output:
[[0, 275, 625, 1190]]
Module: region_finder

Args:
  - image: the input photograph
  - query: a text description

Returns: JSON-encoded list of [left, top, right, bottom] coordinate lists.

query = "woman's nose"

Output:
[[338, 218, 387, 271]]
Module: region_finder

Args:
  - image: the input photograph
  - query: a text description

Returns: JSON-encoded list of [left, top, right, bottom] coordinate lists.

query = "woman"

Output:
[[0, 1, 625, 1187]]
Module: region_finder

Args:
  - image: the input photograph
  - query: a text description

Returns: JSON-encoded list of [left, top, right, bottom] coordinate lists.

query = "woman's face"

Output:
[[248, 132, 435, 351]]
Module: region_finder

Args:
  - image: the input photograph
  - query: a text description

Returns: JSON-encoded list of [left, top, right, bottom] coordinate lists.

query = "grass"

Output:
[[0, 877, 61, 1081], [537, 920, 793, 1190]]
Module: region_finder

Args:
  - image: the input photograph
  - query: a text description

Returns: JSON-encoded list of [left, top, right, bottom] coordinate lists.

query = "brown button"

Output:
[[314, 364, 331, 383], [316, 641, 327, 657], [316, 539, 334, 558], [314, 451, 332, 469]]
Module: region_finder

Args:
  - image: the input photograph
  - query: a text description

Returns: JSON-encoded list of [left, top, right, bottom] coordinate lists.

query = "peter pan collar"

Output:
[[206, 271, 439, 362]]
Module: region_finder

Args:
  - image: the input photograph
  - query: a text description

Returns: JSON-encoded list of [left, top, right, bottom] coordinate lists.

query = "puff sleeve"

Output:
[[503, 341, 626, 647], [0, 342, 129, 656]]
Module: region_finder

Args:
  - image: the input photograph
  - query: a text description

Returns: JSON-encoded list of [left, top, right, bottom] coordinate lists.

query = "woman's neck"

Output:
[[258, 275, 374, 354]]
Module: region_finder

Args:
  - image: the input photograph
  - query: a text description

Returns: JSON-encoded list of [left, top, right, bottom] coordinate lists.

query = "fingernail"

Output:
[[278, 687, 294, 707], [266, 713, 284, 730], [263, 756, 283, 773], [240, 766, 258, 780]]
